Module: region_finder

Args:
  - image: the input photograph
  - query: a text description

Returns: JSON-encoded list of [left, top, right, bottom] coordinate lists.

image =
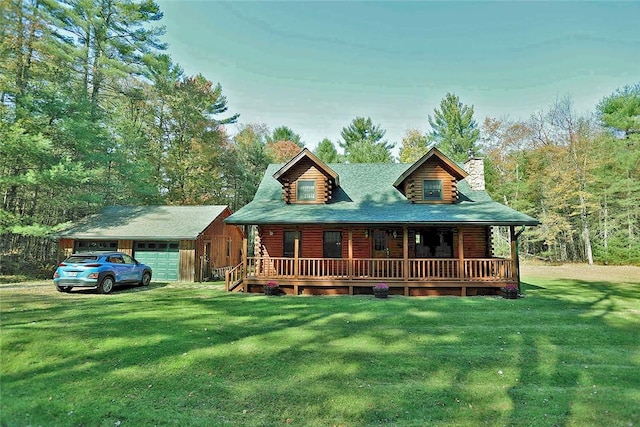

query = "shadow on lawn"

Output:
[[1, 276, 639, 425], [63, 281, 171, 295], [508, 277, 639, 426], [520, 281, 545, 290]]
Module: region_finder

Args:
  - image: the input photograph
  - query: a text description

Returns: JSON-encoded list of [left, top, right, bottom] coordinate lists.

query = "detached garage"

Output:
[[57, 206, 243, 282]]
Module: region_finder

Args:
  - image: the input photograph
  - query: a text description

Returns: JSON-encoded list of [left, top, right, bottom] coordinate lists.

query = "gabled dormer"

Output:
[[393, 147, 468, 204], [273, 148, 340, 204]]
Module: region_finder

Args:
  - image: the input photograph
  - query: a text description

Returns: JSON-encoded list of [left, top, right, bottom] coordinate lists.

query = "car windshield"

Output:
[[65, 255, 99, 263]]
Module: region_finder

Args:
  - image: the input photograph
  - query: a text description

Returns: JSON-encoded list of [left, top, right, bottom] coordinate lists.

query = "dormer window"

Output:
[[423, 180, 442, 200], [273, 148, 339, 204], [393, 147, 467, 204], [297, 180, 316, 201]]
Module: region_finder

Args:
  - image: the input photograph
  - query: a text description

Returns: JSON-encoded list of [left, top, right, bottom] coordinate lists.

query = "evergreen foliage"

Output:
[[597, 83, 640, 137], [428, 93, 480, 162], [339, 117, 394, 163], [267, 125, 304, 148], [314, 138, 340, 163], [0, 1, 637, 273]]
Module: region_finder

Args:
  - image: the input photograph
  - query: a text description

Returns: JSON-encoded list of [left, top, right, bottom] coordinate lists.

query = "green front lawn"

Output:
[[1, 272, 638, 426]]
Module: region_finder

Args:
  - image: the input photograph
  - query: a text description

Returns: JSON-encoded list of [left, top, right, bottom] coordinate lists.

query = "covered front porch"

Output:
[[226, 225, 524, 296]]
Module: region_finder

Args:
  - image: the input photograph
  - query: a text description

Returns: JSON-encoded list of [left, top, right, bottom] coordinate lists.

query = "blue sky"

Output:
[[155, 1, 639, 153]]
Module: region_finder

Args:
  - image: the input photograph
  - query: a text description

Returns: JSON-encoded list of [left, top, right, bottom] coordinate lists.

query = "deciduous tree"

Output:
[[265, 140, 302, 163], [220, 123, 271, 210], [398, 129, 429, 163]]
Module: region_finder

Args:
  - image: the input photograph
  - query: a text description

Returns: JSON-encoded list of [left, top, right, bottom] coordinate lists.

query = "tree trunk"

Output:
[[579, 194, 594, 265]]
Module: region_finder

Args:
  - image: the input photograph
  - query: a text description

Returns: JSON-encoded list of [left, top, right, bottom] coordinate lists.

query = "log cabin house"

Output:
[[225, 148, 539, 296]]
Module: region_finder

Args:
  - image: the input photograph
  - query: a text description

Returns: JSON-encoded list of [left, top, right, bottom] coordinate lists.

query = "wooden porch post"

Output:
[[294, 234, 299, 279], [242, 236, 248, 278], [510, 225, 521, 290], [403, 226, 409, 297], [241, 234, 248, 292], [348, 228, 353, 280], [403, 226, 409, 278], [457, 226, 465, 280]]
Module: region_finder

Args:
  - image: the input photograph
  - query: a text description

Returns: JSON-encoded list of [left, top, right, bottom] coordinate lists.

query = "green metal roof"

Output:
[[226, 163, 539, 226], [57, 205, 229, 240]]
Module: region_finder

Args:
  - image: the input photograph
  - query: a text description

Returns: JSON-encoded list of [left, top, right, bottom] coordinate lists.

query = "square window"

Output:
[[423, 180, 442, 200], [323, 231, 342, 258], [297, 180, 316, 201]]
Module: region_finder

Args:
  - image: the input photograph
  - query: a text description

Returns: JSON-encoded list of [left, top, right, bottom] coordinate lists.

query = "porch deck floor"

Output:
[[243, 277, 513, 297]]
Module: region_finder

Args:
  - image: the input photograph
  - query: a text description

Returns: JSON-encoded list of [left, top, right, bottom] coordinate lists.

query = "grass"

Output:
[[1, 266, 639, 426]]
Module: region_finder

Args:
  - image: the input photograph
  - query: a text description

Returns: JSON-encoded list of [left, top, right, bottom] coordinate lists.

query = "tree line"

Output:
[[1, 0, 638, 275]]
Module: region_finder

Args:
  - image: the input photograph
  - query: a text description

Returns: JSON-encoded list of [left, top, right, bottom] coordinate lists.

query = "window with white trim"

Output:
[[297, 180, 316, 201]]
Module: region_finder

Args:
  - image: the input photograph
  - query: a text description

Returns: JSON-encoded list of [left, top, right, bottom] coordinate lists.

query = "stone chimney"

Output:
[[463, 156, 486, 191]]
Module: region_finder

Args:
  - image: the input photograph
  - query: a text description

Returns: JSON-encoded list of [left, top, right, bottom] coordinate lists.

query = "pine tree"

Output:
[[597, 82, 640, 138], [267, 126, 303, 148], [595, 83, 640, 263], [314, 138, 340, 163], [428, 93, 480, 162], [339, 117, 394, 163]]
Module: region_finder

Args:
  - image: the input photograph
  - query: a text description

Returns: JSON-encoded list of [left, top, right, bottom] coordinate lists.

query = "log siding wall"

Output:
[[461, 226, 492, 258], [282, 159, 328, 204], [257, 226, 491, 260], [403, 158, 458, 204], [258, 226, 371, 258]]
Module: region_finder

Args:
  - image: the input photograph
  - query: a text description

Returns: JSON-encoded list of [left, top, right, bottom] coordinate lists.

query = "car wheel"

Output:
[[98, 276, 115, 294], [141, 272, 151, 287], [56, 285, 72, 293]]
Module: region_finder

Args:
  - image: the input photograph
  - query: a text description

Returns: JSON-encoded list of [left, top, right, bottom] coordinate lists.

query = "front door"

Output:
[[372, 229, 389, 258], [371, 229, 390, 277]]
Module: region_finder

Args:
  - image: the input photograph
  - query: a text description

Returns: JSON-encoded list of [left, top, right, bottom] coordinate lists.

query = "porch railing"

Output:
[[245, 257, 514, 282], [225, 262, 244, 292]]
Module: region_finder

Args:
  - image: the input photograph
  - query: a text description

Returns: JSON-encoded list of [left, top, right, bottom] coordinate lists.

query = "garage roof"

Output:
[[57, 205, 229, 240]]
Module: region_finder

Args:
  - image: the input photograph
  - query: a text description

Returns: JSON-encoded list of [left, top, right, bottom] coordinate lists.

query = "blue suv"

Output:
[[54, 252, 152, 294]]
